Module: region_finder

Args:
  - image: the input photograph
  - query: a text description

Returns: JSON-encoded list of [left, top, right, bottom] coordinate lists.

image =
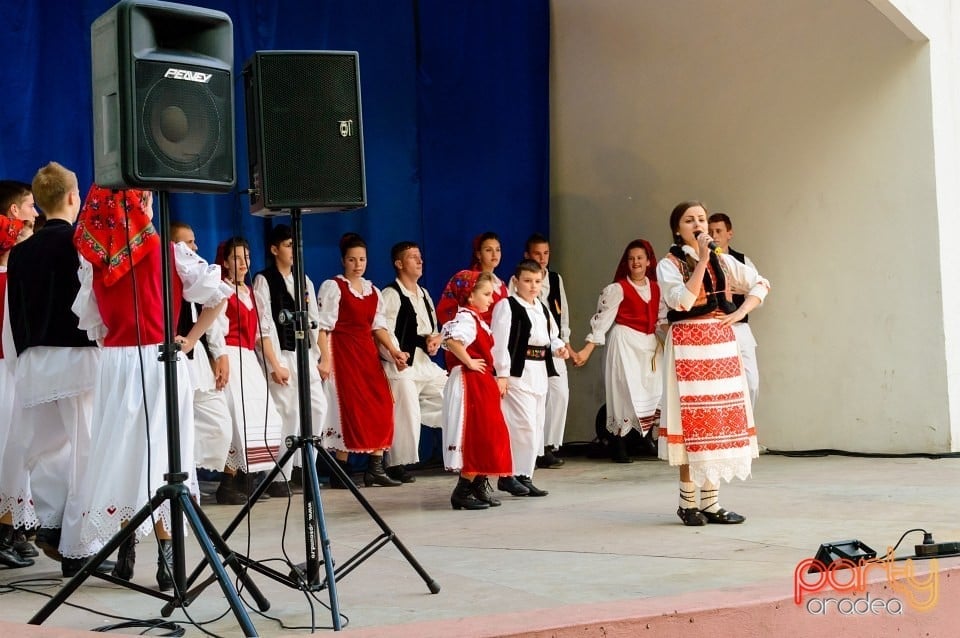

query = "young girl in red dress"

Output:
[[440, 270, 513, 510], [317, 233, 408, 487]]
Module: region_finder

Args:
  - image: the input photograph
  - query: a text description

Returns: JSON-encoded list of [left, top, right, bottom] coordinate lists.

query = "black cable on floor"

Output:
[[764, 449, 960, 459]]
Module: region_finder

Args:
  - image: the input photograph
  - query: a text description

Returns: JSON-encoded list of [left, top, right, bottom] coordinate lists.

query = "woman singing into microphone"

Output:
[[657, 201, 770, 527]]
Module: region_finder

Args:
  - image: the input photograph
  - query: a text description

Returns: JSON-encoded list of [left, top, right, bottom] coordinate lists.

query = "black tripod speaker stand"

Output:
[[159, 207, 440, 630], [29, 192, 263, 636]]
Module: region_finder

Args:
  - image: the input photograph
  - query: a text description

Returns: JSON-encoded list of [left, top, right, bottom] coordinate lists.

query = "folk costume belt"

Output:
[[525, 346, 548, 360]]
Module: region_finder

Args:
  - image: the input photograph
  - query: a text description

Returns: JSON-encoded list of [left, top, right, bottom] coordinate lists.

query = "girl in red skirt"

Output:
[[440, 270, 513, 510]]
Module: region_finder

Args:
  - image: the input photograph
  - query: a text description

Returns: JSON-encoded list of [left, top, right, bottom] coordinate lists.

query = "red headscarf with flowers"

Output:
[[0, 216, 24, 255], [73, 184, 159, 287]]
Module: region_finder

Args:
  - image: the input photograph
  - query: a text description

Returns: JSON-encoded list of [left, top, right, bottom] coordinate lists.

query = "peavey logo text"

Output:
[[164, 68, 213, 83]]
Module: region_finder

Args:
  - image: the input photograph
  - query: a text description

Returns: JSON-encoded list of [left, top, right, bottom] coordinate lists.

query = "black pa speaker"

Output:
[[244, 51, 366, 215], [807, 539, 877, 573], [91, 0, 235, 192]]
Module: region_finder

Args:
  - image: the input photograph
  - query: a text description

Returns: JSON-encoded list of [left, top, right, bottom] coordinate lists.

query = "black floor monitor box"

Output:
[[244, 51, 366, 216], [91, 0, 235, 192]]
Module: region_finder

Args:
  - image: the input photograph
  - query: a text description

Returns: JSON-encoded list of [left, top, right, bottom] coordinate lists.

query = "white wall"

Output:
[[551, 0, 953, 452]]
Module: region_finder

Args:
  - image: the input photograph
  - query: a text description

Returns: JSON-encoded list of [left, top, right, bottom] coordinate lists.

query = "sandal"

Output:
[[700, 507, 745, 524], [677, 507, 707, 526]]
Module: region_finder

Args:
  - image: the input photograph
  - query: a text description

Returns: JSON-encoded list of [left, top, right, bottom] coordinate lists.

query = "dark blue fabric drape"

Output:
[[0, 0, 548, 298]]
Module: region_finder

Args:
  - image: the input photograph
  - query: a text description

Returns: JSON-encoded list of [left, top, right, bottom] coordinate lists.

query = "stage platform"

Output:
[[0, 453, 957, 636]]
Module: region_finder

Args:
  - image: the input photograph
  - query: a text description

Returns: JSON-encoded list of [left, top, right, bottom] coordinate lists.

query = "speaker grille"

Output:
[[250, 52, 364, 211], [135, 60, 234, 184]]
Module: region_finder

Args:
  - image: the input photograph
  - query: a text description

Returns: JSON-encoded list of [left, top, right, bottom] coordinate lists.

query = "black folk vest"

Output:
[[386, 281, 436, 363], [504, 297, 558, 378]]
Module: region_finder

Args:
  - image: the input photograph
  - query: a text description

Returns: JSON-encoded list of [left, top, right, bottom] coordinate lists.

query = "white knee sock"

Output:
[[700, 481, 719, 513], [679, 481, 697, 509]]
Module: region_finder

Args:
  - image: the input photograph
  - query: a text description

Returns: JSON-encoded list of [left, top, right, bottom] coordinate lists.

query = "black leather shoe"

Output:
[[700, 507, 746, 524], [112, 536, 136, 581], [290, 466, 303, 490], [13, 530, 39, 558], [156, 539, 174, 591], [386, 465, 416, 483], [516, 475, 548, 496], [677, 507, 708, 526], [215, 479, 248, 505], [62, 557, 116, 578], [34, 528, 62, 562], [497, 476, 530, 496], [536, 448, 565, 469], [0, 544, 33, 568], [264, 481, 292, 498]]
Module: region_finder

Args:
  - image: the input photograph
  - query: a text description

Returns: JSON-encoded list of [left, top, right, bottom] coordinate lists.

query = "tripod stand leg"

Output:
[[317, 448, 441, 594], [301, 443, 342, 629], [177, 492, 259, 636]]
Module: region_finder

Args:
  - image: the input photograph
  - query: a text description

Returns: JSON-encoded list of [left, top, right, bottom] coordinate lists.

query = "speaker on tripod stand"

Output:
[[160, 49, 437, 631], [31, 2, 260, 636]]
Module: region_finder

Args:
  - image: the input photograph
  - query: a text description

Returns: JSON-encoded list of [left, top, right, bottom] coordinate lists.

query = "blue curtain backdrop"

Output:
[[0, 0, 549, 298]]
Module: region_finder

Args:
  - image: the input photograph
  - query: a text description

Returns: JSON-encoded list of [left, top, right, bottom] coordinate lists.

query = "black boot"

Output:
[[326, 457, 353, 489], [12, 527, 38, 558], [470, 475, 501, 507], [611, 435, 633, 463], [363, 455, 402, 487], [156, 539, 174, 591], [235, 471, 270, 500], [112, 535, 137, 581], [215, 474, 248, 505], [0, 524, 33, 568], [450, 477, 489, 510]]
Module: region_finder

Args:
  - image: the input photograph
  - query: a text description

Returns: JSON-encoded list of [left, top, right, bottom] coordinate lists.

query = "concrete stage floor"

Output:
[[0, 453, 957, 636]]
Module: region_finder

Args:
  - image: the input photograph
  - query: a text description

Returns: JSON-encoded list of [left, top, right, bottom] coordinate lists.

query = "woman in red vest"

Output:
[[573, 239, 663, 463], [317, 233, 408, 488]]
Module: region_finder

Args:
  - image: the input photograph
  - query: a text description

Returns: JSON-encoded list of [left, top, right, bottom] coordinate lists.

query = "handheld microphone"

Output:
[[694, 230, 723, 255]]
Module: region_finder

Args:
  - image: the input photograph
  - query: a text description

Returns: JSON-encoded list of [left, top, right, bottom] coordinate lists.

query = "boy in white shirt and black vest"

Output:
[[252, 224, 328, 495], [379, 241, 447, 482], [708, 213, 760, 411], [491, 259, 569, 497], [513, 233, 570, 469]]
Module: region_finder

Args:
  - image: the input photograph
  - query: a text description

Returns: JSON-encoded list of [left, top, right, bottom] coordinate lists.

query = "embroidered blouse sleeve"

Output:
[[205, 307, 228, 359], [316, 279, 341, 331], [721, 254, 770, 302], [2, 289, 16, 369], [440, 309, 477, 348], [71, 256, 108, 344], [545, 301, 566, 351], [557, 273, 572, 343], [379, 285, 402, 350], [585, 283, 624, 346], [656, 256, 698, 312], [304, 274, 322, 358], [372, 285, 388, 331], [490, 298, 512, 378], [251, 273, 275, 340], [174, 242, 234, 307]]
